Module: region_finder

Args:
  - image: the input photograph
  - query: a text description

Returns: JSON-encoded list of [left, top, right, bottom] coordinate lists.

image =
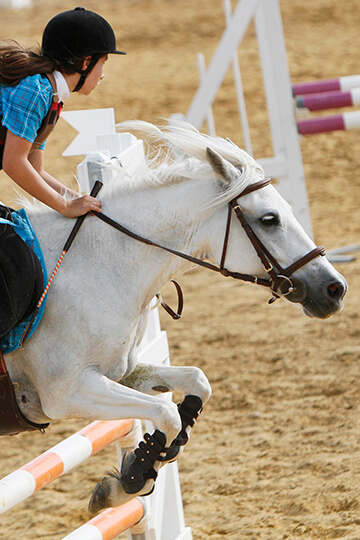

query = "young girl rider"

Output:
[[0, 7, 125, 218]]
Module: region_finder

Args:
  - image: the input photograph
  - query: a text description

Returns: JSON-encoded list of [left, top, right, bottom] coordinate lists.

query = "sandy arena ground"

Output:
[[0, 0, 360, 538]]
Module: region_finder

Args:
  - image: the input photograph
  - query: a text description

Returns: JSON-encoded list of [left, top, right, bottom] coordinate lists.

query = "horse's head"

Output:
[[114, 119, 346, 318], [205, 147, 347, 319]]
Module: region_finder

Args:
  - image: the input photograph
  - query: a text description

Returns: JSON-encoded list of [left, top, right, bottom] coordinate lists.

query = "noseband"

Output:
[[219, 178, 326, 303], [93, 177, 325, 311]]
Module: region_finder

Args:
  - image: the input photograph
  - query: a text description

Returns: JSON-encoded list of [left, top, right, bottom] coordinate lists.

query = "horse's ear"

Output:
[[206, 147, 239, 185]]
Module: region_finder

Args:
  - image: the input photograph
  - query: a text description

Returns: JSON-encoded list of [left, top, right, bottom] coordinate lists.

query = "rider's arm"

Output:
[[2, 132, 101, 218], [28, 147, 82, 199]]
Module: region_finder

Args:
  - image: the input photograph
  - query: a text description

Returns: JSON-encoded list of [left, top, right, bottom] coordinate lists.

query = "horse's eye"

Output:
[[260, 213, 279, 226]]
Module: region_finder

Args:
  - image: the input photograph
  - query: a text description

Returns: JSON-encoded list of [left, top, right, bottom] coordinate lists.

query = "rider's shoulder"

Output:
[[2, 74, 52, 110]]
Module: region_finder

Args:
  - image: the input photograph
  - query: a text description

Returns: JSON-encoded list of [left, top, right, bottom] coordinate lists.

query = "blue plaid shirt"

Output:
[[0, 74, 52, 150]]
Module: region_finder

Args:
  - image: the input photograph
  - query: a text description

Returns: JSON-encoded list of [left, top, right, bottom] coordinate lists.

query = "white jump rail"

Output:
[[183, 0, 313, 237]]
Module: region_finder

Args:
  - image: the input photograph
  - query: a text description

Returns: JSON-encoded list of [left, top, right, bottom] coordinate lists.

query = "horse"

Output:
[[4, 119, 347, 512]]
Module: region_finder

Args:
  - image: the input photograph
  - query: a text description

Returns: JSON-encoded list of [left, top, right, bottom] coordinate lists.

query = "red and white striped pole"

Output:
[[295, 88, 360, 111], [0, 419, 133, 513], [292, 74, 360, 96], [62, 499, 145, 540], [297, 110, 360, 135]]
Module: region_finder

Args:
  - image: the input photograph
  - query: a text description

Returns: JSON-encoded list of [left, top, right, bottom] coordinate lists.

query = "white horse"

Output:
[[5, 120, 346, 511]]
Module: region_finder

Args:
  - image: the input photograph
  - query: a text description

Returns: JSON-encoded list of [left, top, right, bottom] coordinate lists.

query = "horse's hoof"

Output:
[[88, 474, 136, 514], [88, 430, 166, 514], [88, 476, 111, 515], [88, 471, 154, 514]]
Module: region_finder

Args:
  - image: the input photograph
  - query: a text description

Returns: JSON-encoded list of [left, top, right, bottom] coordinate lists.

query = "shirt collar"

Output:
[[52, 71, 71, 102]]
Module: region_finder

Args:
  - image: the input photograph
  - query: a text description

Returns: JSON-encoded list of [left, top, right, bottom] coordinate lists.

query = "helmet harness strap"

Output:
[[71, 53, 102, 92]]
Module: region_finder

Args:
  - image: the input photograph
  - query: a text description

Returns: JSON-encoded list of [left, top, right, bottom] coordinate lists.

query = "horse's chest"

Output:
[[101, 346, 138, 382], [96, 326, 141, 382], [100, 308, 149, 382]]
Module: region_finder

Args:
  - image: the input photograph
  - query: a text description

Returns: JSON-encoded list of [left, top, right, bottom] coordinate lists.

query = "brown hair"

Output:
[[0, 40, 83, 86]]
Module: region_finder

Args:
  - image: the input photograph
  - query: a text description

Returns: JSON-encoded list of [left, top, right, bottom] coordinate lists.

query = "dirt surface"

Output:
[[0, 0, 360, 538]]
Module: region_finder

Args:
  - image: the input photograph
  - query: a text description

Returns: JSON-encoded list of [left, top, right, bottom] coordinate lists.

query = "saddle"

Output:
[[0, 205, 44, 338], [0, 205, 49, 436]]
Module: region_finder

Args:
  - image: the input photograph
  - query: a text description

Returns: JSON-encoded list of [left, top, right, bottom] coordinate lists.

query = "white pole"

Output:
[[223, 0, 253, 155], [254, 0, 313, 236], [197, 53, 216, 136], [186, 0, 259, 128]]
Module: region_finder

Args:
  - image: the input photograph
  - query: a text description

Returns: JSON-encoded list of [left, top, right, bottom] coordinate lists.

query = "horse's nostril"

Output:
[[327, 281, 345, 301]]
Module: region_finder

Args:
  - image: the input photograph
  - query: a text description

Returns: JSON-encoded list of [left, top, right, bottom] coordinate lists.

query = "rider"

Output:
[[0, 7, 126, 218], [0, 8, 126, 339]]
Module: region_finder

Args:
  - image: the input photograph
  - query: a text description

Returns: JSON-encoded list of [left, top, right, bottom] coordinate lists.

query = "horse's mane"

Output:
[[23, 119, 264, 216], [101, 119, 264, 208]]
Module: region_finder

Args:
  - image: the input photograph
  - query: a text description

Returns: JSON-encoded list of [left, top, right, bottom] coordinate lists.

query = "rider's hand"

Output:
[[62, 195, 102, 218]]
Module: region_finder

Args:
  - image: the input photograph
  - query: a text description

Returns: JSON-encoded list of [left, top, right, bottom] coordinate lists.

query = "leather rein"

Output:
[[93, 177, 325, 317]]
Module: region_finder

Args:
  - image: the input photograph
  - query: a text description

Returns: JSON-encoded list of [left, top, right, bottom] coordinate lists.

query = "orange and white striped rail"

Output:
[[0, 419, 133, 513], [62, 499, 145, 540]]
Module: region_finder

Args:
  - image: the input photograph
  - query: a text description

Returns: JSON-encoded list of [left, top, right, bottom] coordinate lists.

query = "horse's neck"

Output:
[[29, 179, 219, 311], [107, 182, 194, 235], [102, 179, 212, 293]]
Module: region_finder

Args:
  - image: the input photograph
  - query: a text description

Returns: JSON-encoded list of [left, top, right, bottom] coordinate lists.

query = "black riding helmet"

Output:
[[41, 7, 126, 91]]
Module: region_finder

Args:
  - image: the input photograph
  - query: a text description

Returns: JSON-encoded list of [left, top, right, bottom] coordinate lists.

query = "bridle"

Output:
[[92, 177, 326, 316], [219, 177, 326, 304]]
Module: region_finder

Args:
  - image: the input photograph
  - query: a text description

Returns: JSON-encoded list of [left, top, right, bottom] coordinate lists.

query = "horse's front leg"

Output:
[[122, 363, 212, 457], [121, 363, 212, 403], [43, 368, 179, 440], [56, 368, 186, 511], [89, 365, 211, 514], [37, 366, 181, 505]]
